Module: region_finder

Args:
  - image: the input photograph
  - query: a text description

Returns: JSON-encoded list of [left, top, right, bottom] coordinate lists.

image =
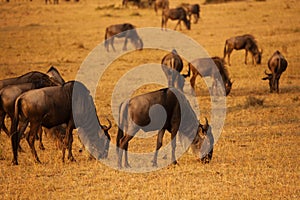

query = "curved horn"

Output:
[[101, 118, 112, 132], [201, 117, 209, 132], [182, 64, 191, 78], [264, 70, 271, 76]]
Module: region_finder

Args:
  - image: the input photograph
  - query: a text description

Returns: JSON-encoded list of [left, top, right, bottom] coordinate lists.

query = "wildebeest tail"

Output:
[[0, 97, 9, 135], [104, 27, 109, 50], [223, 40, 228, 59], [116, 101, 128, 150]]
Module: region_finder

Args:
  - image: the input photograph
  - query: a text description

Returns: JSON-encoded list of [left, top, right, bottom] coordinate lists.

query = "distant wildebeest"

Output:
[[104, 23, 143, 52], [0, 66, 65, 136], [262, 50, 288, 93], [186, 57, 232, 96], [153, 0, 169, 15], [161, 49, 186, 91], [45, 0, 59, 4], [223, 34, 263, 66], [181, 3, 200, 24], [161, 7, 191, 31], [122, 0, 141, 7], [10, 81, 111, 165], [116, 88, 214, 168]]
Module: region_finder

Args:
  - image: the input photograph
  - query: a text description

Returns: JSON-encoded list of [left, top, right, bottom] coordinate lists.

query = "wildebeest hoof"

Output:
[[11, 159, 18, 165], [68, 156, 76, 162], [39, 145, 45, 151], [124, 163, 131, 168], [172, 160, 178, 165]]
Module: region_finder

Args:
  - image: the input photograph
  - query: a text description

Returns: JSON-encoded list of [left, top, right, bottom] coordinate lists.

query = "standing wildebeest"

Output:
[[181, 3, 200, 24], [104, 23, 143, 52], [186, 57, 232, 96], [0, 66, 65, 136], [153, 0, 169, 15], [161, 49, 186, 91], [116, 88, 214, 168], [10, 81, 111, 165], [223, 34, 263, 66], [262, 50, 288, 93], [161, 7, 191, 31], [122, 0, 141, 7]]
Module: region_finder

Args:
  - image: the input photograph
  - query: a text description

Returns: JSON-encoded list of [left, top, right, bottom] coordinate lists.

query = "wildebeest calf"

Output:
[[223, 34, 263, 66], [262, 50, 288, 93]]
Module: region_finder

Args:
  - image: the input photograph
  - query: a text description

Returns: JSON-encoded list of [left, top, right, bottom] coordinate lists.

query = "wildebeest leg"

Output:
[[119, 134, 134, 168], [110, 37, 116, 52], [152, 129, 165, 167], [245, 49, 248, 65], [37, 126, 45, 150], [227, 49, 233, 66], [171, 130, 177, 165], [190, 73, 197, 95], [123, 36, 128, 51], [0, 111, 9, 136], [174, 20, 182, 30], [63, 123, 75, 162], [26, 123, 41, 163]]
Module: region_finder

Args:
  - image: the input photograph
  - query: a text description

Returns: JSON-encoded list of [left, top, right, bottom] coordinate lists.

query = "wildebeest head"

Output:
[[254, 49, 263, 65], [262, 70, 274, 92], [132, 36, 143, 50], [190, 118, 214, 164]]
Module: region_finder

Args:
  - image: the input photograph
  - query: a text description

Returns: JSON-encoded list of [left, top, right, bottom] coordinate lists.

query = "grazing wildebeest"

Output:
[[161, 49, 186, 91], [153, 0, 169, 15], [122, 0, 141, 7], [186, 57, 232, 96], [0, 66, 65, 136], [161, 7, 191, 31], [262, 50, 288, 93], [181, 3, 200, 24], [223, 34, 263, 66], [10, 81, 111, 165], [45, 0, 58, 4], [116, 88, 214, 168], [104, 23, 143, 52]]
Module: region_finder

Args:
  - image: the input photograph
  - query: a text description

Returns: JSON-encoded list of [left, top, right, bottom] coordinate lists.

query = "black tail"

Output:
[[0, 98, 9, 136], [104, 28, 109, 51], [11, 97, 21, 165], [116, 101, 128, 150], [223, 40, 228, 59]]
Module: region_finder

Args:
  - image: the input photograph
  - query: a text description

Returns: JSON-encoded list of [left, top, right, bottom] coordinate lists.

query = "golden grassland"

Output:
[[0, 0, 300, 199]]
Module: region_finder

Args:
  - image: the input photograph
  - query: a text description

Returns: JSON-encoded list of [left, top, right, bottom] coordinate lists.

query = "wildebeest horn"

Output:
[[101, 118, 112, 132], [200, 117, 209, 132], [182, 64, 190, 78], [264, 70, 271, 76]]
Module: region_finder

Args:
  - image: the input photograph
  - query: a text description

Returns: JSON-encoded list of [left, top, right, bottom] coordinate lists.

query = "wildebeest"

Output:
[[10, 81, 111, 165], [0, 66, 65, 136], [186, 57, 232, 96], [223, 34, 263, 66], [104, 23, 143, 52], [153, 0, 169, 15], [262, 50, 288, 93], [45, 0, 58, 4], [116, 87, 214, 168], [0, 67, 61, 91], [161, 7, 191, 31], [161, 49, 186, 91], [181, 3, 200, 24], [122, 0, 141, 7]]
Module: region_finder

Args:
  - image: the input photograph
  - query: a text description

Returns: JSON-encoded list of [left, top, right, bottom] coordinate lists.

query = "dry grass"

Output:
[[0, 0, 300, 199]]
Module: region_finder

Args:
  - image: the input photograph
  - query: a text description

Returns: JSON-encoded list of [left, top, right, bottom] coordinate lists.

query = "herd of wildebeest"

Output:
[[0, 0, 289, 168]]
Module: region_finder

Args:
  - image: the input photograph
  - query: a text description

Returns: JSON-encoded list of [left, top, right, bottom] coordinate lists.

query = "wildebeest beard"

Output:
[[72, 88, 110, 159]]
